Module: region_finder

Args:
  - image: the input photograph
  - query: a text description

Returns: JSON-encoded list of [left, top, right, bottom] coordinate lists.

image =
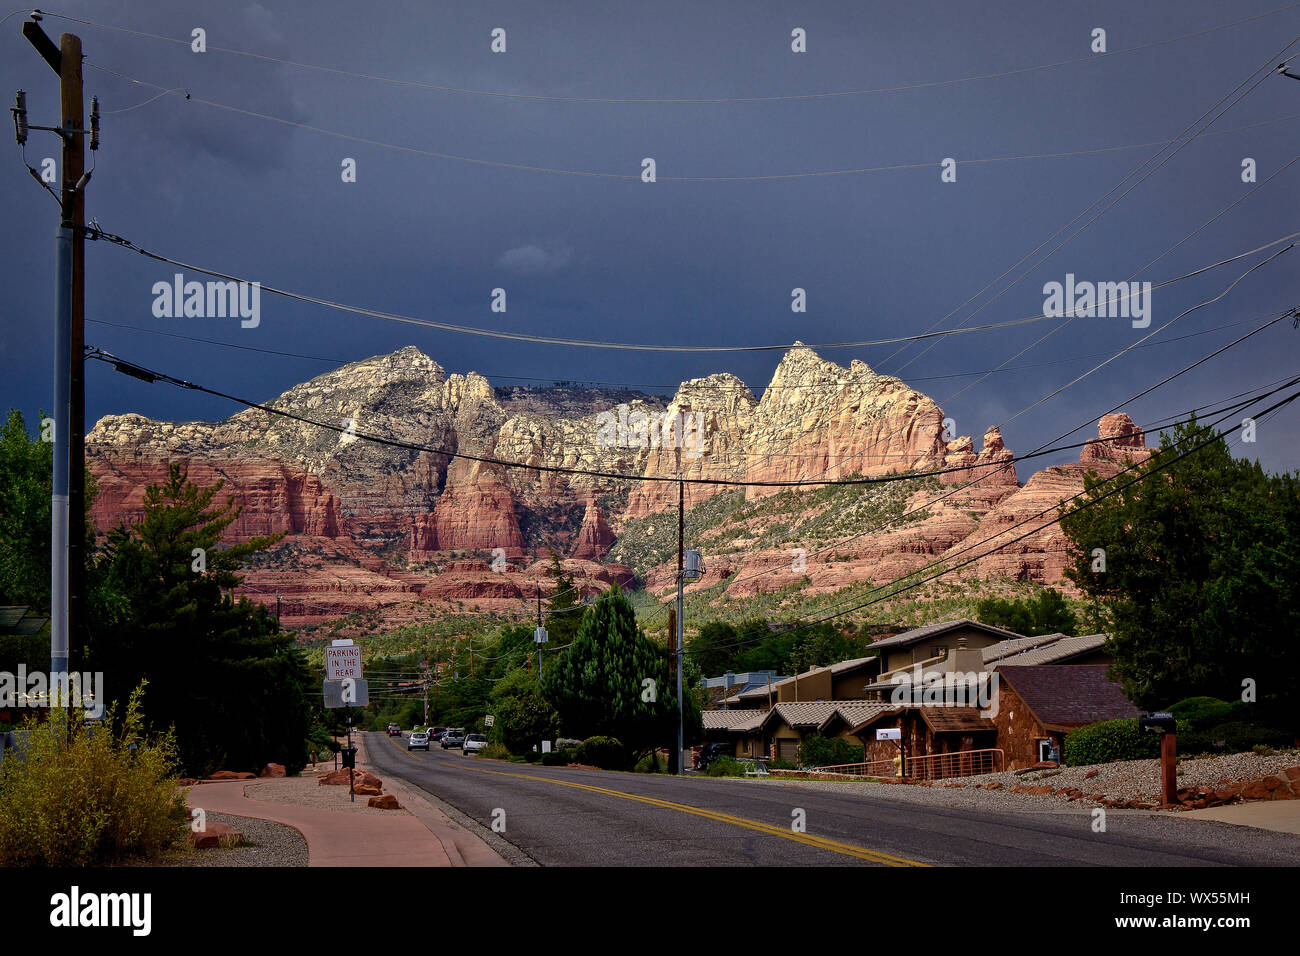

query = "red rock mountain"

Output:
[[85, 345, 1149, 626]]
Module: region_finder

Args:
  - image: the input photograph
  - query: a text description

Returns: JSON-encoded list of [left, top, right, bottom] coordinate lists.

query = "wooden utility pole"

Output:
[[670, 476, 684, 774], [23, 19, 87, 677]]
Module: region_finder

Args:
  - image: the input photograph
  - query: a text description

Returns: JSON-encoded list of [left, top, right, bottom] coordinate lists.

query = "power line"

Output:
[[697, 379, 1300, 654], [51, 4, 1300, 104], [644, 305, 1297, 610], [79, 310, 1278, 391], [83, 219, 1300, 353], [85, 301, 1290, 495], [82, 59, 1300, 181], [883, 35, 1300, 376]]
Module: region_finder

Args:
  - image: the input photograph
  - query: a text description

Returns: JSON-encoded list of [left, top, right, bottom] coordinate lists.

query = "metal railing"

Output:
[[798, 758, 900, 778], [904, 748, 1004, 780]]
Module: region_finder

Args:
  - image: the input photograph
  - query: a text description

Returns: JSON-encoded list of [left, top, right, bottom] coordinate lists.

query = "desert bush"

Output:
[[706, 756, 746, 777], [0, 684, 188, 866], [479, 742, 510, 761]]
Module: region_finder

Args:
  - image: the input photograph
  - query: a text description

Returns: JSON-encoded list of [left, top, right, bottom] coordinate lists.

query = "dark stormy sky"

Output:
[[2, 0, 1299, 473]]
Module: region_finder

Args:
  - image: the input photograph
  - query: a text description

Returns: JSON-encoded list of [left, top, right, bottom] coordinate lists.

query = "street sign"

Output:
[[876, 728, 902, 741], [484, 715, 495, 727], [325, 644, 363, 681], [323, 679, 369, 708]]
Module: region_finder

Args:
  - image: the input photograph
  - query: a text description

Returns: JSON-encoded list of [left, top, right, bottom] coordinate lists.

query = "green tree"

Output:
[[733, 619, 800, 673], [1059, 419, 1300, 718], [87, 463, 315, 776], [975, 588, 1077, 637], [489, 668, 558, 753], [541, 587, 701, 761], [788, 622, 867, 673], [687, 620, 739, 676], [0, 410, 61, 610], [540, 553, 583, 646]]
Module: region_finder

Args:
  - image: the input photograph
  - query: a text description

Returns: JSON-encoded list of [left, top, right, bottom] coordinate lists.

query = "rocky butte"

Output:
[[85, 345, 1148, 626]]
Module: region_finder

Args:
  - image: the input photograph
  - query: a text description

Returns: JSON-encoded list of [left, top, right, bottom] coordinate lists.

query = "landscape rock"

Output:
[[187, 821, 242, 849]]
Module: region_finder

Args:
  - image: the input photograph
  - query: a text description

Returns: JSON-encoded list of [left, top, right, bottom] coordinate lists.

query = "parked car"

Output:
[[407, 731, 430, 751], [697, 742, 733, 770], [463, 733, 487, 755], [441, 729, 466, 749], [428, 727, 447, 741], [386, 723, 401, 736]]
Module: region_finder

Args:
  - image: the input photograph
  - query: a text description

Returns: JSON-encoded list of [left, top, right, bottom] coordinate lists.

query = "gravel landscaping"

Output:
[[243, 773, 412, 815], [959, 749, 1300, 803], [752, 749, 1300, 812], [132, 812, 309, 867]]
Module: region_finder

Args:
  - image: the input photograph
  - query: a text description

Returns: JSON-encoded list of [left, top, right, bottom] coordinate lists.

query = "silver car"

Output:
[[463, 733, 488, 755], [407, 731, 430, 751]]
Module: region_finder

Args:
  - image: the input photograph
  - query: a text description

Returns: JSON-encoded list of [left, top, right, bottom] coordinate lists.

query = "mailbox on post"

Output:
[[340, 746, 357, 769], [1139, 712, 1178, 805], [1139, 712, 1176, 734]]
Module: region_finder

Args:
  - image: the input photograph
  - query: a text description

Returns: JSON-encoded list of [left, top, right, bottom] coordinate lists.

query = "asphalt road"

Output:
[[365, 732, 1300, 866]]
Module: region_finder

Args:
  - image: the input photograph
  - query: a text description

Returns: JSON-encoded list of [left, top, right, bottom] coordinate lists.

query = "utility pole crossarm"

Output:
[[22, 20, 61, 73]]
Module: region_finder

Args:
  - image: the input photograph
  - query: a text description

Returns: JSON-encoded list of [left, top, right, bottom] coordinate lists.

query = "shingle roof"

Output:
[[765, 701, 841, 729], [728, 710, 769, 733], [869, 619, 1025, 651], [988, 633, 1110, 668], [997, 664, 1140, 731], [702, 710, 764, 731], [831, 701, 897, 729], [918, 707, 996, 734]]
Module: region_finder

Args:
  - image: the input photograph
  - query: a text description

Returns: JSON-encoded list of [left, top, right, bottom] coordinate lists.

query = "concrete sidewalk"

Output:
[[1180, 800, 1300, 835], [183, 738, 507, 867]]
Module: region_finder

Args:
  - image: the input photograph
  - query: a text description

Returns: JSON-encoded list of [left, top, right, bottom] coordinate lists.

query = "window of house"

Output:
[[931, 645, 947, 658]]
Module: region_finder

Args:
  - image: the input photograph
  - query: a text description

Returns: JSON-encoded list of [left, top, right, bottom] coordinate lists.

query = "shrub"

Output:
[[479, 743, 510, 761], [0, 685, 189, 866], [634, 752, 667, 773], [1063, 718, 1159, 766], [768, 758, 795, 770], [706, 756, 745, 777], [523, 750, 541, 763], [1167, 697, 1250, 728], [575, 736, 629, 771], [540, 750, 570, 766], [796, 734, 864, 769]]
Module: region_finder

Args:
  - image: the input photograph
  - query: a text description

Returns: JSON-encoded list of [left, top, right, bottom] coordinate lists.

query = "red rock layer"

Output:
[[570, 493, 616, 560], [88, 452, 344, 543]]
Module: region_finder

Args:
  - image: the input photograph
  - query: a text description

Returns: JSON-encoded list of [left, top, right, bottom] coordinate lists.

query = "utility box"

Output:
[[684, 549, 702, 579]]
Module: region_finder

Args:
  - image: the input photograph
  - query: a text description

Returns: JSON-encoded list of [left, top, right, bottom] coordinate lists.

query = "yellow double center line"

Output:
[[385, 736, 927, 866]]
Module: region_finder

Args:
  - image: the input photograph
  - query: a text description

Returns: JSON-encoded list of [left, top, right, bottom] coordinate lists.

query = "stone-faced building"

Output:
[[991, 664, 1141, 769]]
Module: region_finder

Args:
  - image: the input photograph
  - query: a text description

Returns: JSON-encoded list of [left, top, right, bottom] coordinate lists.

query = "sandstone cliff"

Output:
[[85, 344, 1146, 626]]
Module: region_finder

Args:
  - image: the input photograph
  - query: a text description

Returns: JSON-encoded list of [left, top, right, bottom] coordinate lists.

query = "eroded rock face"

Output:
[[571, 493, 616, 561], [85, 344, 1150, 625], [429, 458, 525, 556], [89, 451, 344, 542]]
